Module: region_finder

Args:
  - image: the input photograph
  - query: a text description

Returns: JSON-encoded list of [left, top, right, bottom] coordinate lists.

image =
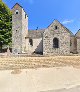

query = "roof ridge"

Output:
[[75, 29, 80, 36], [59, 22, 74, 36], [11, 3, 23, 9], [11, 3, 28, 16], [29, 28, 45, 31], [47, 19, 74, 36]]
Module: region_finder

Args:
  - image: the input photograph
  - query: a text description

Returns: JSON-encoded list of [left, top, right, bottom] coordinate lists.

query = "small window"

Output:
[[70, 40, 72, 46], [55, 26, 58, 30], [25, 14, 26, 19], [29, 39, 33, 46], [15, 10, 19, 14], [53, 38, 59, 48]]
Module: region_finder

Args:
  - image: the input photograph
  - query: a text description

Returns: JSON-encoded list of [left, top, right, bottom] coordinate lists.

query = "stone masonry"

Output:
[[12, 3, 28, 54], [12, 3, 80, 55], [43, 20, 71, 55]]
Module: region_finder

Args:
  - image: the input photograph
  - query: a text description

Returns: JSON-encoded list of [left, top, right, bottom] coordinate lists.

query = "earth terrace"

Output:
[[0, 56, 80, 70]]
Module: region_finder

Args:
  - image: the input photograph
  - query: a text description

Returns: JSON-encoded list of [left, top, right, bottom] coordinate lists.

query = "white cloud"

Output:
[[62, 20, 74, 24]]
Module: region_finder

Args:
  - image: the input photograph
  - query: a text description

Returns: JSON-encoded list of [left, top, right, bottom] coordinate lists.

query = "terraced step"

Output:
[[0, 56, 80, 70]]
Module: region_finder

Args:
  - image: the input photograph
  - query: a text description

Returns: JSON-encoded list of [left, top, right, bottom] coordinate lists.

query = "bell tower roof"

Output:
[[12, 3, 23, 9], [12, 3, 28, 16]]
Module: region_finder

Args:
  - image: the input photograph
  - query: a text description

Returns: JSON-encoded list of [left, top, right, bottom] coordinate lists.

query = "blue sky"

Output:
[[3, 0, 80, 34]]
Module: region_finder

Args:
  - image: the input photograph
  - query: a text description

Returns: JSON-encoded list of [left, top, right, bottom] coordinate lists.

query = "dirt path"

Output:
[[0, 67, 80, 92]]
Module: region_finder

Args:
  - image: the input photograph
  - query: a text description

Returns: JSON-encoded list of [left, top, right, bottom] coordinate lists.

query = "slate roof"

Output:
[[28, 29, 45, 38], [28, 20, 74, 38], [12, 3, 28, 16], [12, 3, 23, 9], [28, 26, 73, 39]]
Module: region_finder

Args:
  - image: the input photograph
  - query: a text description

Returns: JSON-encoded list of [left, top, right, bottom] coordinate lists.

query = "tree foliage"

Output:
[[0, 0, 12, 48]]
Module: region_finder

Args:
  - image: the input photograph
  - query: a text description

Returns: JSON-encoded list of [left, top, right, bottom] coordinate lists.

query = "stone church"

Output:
[[12, 3, 80, 55]]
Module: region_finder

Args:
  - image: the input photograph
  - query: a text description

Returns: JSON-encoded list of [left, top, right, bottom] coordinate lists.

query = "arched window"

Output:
[[29, 38, 33, 46], [53, 38, 59, 48], [15, 10, 19, 14]]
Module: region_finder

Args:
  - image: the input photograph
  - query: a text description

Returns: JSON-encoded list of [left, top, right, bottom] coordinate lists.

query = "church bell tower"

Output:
[[12, 3, 28, 54]]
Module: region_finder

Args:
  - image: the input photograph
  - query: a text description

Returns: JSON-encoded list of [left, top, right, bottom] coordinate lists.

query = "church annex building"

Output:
[[12, 3, 80, 55]]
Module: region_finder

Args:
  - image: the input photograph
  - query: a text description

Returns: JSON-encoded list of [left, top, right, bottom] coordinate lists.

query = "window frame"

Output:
[[55, 26, 58, 30], [15, 10, 19, 14], [53, 38, 59, 48], [29, 38, 33, 46]]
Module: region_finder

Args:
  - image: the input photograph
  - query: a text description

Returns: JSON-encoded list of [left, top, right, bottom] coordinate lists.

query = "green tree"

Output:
[[0, 0, 12, 49]]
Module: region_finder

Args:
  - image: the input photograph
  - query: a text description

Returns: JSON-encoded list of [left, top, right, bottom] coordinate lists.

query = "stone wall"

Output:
[[22, 9, 28, 53], [77, 38, 80, 54], [43, 20, 71, 55], [12, 4, 28, 54], [70, 36, 77, 53], [25, 38, 43, 54], [12, 4, 22, 54], [75, 30, 80, 54]]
